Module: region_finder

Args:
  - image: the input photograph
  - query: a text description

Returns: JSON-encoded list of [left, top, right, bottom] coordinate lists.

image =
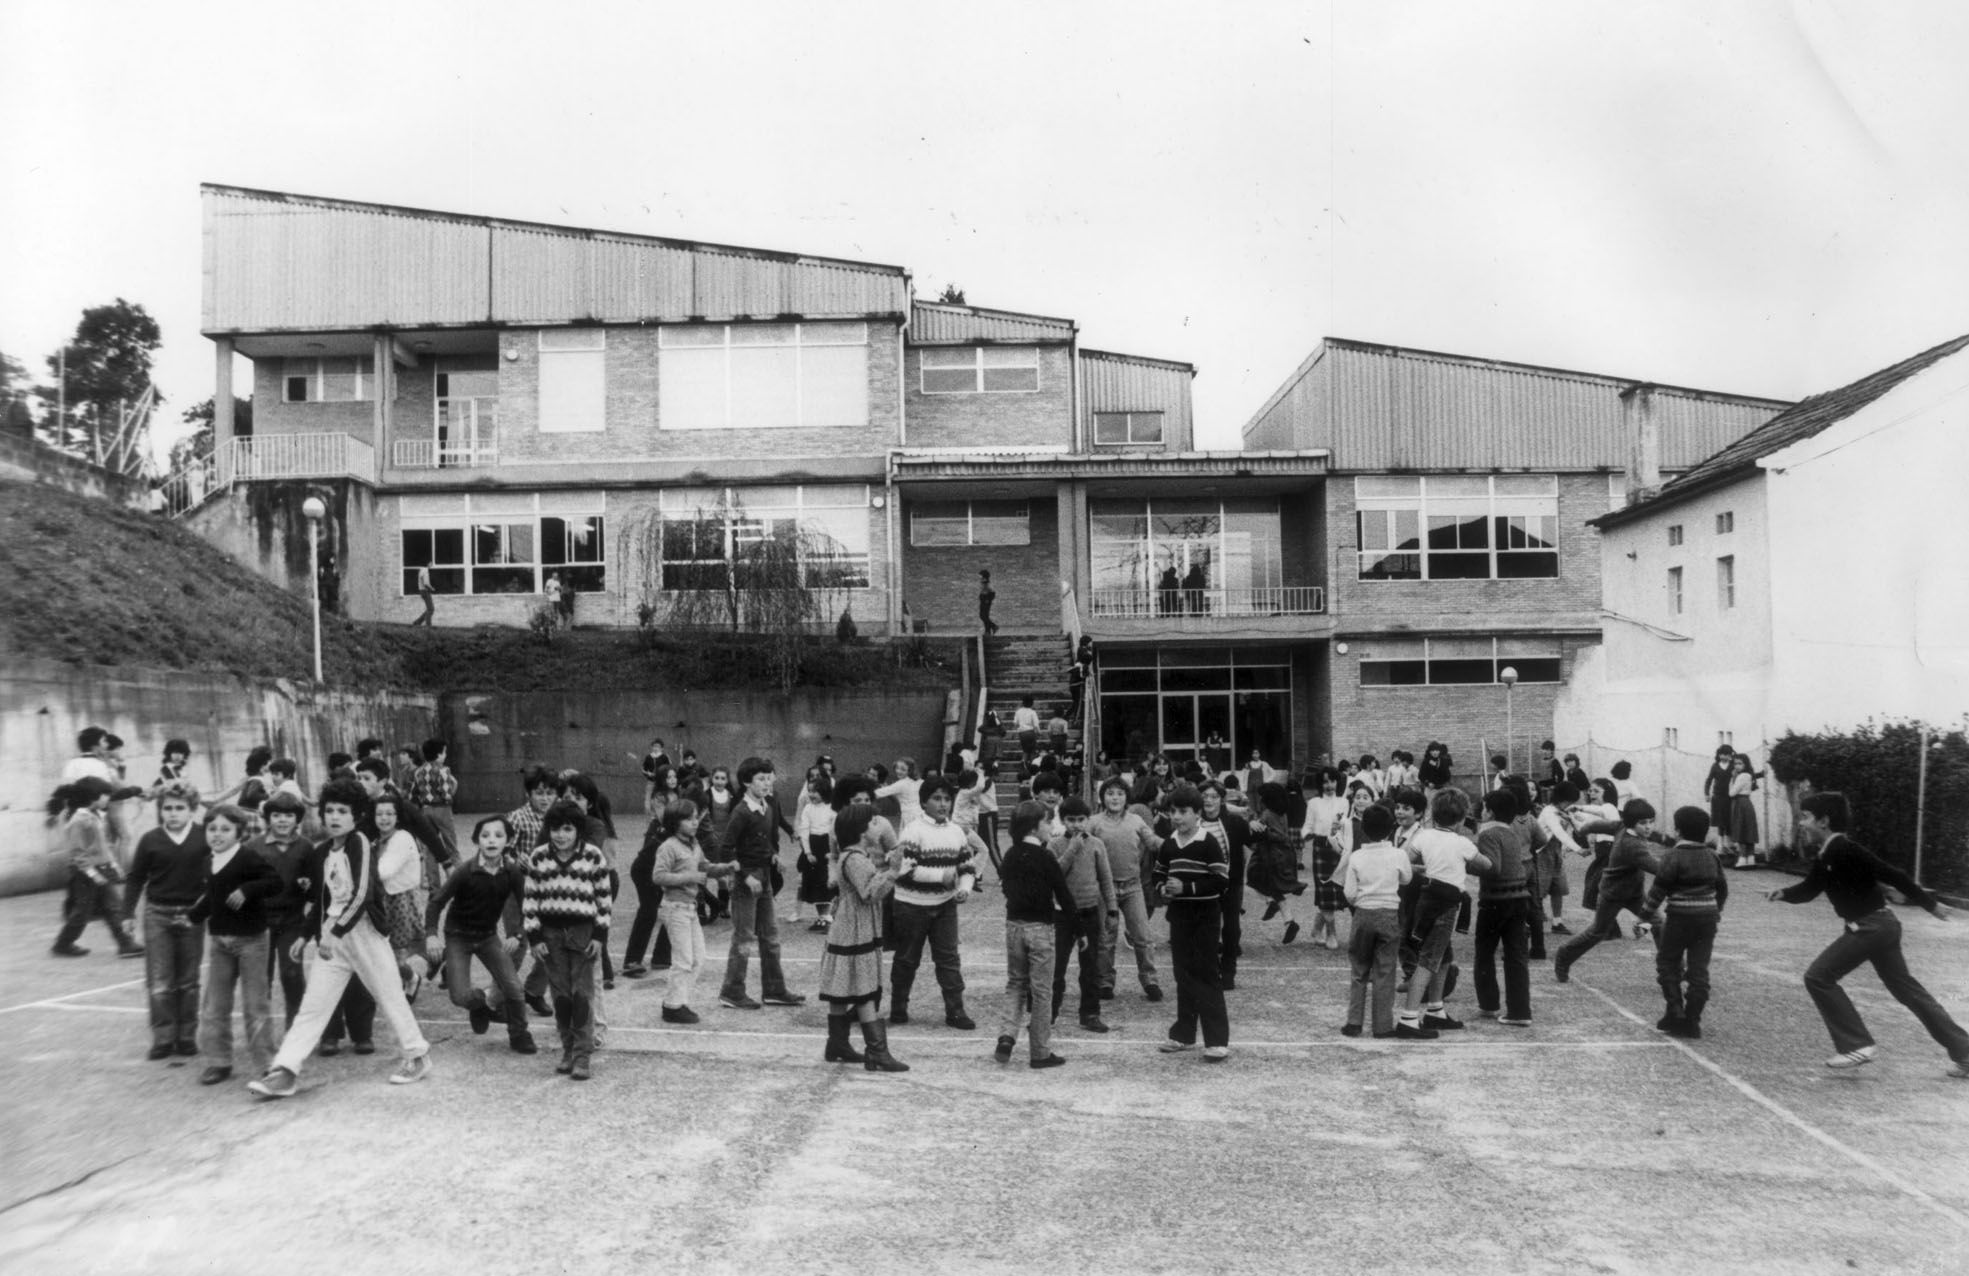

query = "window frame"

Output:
[[537, 328, 606, 434], [1354, 476, 1560, 582], [1716, 511, 1735, 534], [656, 322, 870, 430], [1355, 636, 1564, 688], [1667, 565, 1684, 616], [1668, 524, 1684, 547], [656, 485, 871, 592], [281, 355, 376, 404], [908, 500, 1031, 548], [398, 492, 607, 597], [918, 344, 1041, 395], [1717, 554, 1736, 610], [1092, 410, 1166, 446]]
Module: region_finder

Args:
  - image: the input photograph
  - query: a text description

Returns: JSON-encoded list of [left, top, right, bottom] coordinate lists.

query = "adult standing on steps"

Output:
[[1768, 791, 1969, 1077], [978, 569, 1000, 636]]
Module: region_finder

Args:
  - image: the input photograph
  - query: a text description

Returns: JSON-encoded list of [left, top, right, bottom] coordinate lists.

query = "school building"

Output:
[[190, 184, 1792, 778]]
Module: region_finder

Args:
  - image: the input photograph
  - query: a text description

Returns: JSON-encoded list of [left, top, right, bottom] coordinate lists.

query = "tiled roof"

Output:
[[1597, 333, 1969, 528]]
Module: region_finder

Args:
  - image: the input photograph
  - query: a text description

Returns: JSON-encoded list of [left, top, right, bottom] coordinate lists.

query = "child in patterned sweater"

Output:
[[524, 801, 613, 1080]]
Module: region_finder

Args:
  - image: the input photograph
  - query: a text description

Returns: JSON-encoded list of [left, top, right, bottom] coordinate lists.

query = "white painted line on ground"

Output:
[[1575, 978, 1969, 1235], [0, 979, 143, 1016], [37, 1001, 146, 1014]]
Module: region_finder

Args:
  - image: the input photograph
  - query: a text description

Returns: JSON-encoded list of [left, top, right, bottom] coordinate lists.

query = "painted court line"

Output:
[[0, 979, 143, 1016], [1575, 978, 1969, 1235]]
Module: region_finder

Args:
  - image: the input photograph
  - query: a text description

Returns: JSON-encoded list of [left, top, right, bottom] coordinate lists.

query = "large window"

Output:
[[909, 500, 1030, 547], [1093, 411, 1164, 446], [658, 323, 868, 429], [399, 492, 606, 596], [1357, 636, 1563, 687], [539, 329, 605, 433], [1356, 476, 1559, 581], [920, 345, 1039, 394], [1090, 497, 1282, 605], [283, 356, 376, 403], [657, 485, 871, 591]]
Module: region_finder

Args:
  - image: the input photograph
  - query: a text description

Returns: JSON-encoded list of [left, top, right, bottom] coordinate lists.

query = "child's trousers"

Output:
[[657, 901, 704, 1009], [271, 915, 429, 1074], [199, 931, 275, 1072]]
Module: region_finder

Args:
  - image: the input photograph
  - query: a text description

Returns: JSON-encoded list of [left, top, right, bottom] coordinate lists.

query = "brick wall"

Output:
[[487, 320, 902, 466], [251, 362, 375, 444], [901, 496, 1059, 632], [1324, 472, 1607, 626], [903, 345, 1074, 450]]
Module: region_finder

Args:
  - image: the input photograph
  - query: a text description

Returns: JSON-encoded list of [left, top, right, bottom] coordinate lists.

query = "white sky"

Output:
[[3, 0, 1966, 457]]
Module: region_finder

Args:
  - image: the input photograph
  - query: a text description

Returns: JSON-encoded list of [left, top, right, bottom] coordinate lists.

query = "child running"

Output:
[[428, 815, 538, 1054], [1644, 807, 1728, 1039], [48, 777, 143, 960]]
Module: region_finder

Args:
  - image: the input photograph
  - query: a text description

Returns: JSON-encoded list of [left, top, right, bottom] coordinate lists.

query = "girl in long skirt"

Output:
[[818, 804, 906, 1071], [1727, 753, 1761, 867]]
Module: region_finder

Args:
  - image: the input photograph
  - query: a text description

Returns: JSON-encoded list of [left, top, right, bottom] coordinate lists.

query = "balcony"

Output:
[[222, 432, 374, 483], [393, 396, 499, 470], [1083, 585, 1329, 639]]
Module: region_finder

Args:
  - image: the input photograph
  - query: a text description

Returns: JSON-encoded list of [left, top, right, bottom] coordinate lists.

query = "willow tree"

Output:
[[621, 496, 861, 692]]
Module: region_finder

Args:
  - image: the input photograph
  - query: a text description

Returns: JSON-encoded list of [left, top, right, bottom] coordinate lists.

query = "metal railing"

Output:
[[393, 397, 499, 469], [225, 432, 374, 483], [1087, 585, 1325, 618]]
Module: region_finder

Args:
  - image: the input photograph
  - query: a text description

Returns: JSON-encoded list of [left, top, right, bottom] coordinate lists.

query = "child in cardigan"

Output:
[[1644, 807, 1729, 1039], [428, 815, 537, 1054], [187, 804, 280, 1085], [248, 778, 432, 1098], [523, 801, 612, 1080], [125, 784, 211, 1059]]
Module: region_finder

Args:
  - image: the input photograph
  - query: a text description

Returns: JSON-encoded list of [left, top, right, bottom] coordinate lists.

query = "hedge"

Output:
[[1767, 719, 1969, 892]]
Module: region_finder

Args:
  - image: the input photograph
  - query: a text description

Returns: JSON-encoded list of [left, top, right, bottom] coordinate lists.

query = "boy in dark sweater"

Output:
[[125, 784, 211, 1060], [428, 815, 537, 1054], [1152, 785, 1232, 1061], [715, 758, 805, 1012], [995, 801, 1079, 1069], [188, 804, 281, 1084], [1472, 789, 1533, 1026], [1770, 791, 1968, 1075], [249, 792, 314, 1029], [1644, 807, 1728, 1039], [1553, 799, 1666, 983]]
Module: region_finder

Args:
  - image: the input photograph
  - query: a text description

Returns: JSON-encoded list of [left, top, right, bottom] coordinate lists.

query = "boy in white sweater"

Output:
[[1341, 805, 1412, 1039]]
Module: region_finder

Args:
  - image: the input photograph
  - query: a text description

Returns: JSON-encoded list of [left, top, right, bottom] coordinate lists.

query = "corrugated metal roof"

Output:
[[1079, 349, 1196, 451], [1240, 337, 1788, 471], [1598, 333, 1969, 528], [908, 300, 1075, 344], [203, 185, 908, 332]]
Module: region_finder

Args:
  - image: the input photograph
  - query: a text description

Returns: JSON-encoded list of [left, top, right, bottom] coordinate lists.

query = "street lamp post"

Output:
[[302, 496, 326, 683], [1499, 665, 1519, 776]]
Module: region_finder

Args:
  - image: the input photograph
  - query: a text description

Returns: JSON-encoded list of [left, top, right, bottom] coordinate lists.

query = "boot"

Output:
[[861, 1019, 909, 1073], [1677, 994, 1706, 1040], [554, 1000, 576, 1074], [1656, 982, 1684, 1035], [824, 1013, 865, 1064]]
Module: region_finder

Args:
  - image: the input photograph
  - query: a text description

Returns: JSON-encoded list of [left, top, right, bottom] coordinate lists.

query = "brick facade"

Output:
[[900, 495, 1059, 633], [902, 345, 1074, 450]]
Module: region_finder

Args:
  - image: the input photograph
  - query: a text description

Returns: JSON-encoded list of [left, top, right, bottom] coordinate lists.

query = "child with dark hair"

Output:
[[1769, 792, 1968, 1075], [505, 766, 561, 1010], [1047, 794, 1115, 1034], [1342, 804, 1411, 1040], [125, 783, 210, 1057], [1472, 788, 1533, 1026], [795, 773, 838, 931], [249, 778, 431, 1097], [156, 739, 192, 790], [522, 801, 612, 1080], [1554, 799, 1666, 984], [717, 757, 804, 1012], [188, 804, 280, 1085], [1644, 807, 1728, 1039], [649, 799, 736, 1024], [1395, 787, 1486, 1037], [994, 800, 1079, 1069], [410, 738, 460, 865], [428, 815, 537, 1054], [889, 773, 981, 1029], [820, 804, 907, 1071], [249, 791, 313, 1027], [1418, 742, 1454, 794], [1153, 785, 1232, 1061], [49, 777, 143, 960], [1090, 775, 1165, 1002]]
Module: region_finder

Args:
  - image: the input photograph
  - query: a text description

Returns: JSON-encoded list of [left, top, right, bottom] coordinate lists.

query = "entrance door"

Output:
[[1160, 692, 1231, 769]]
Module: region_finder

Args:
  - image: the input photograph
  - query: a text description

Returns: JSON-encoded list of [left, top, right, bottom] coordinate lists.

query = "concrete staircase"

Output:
[[981, 633, 1078, 806]]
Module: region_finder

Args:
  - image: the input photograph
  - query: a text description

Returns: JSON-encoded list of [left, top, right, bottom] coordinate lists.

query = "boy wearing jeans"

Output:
[[995, 801, 1079, 1069], [188, 804, 280, 1084], [248, 793, 313, 1028], [717, 758, 806, 1012], [1152, 785, 1232, 1062], [1341, 805, 1411, 1039], [428, 815, 537, 1055], [524, 802, 612, 1080], [1090, 778, 1164, 1003], [1047, 795, 1116, 1034]]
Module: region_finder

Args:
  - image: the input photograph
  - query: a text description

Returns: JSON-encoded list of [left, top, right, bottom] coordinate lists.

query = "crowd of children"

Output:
[[41, 722, 1969, 1094]]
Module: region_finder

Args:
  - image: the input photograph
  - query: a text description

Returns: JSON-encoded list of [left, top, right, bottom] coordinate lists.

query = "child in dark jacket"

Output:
[[1644, 807, 1729, 1039], [1553, 799, 1667, 983], [188, 804, 280, 1085], [995, 801, 1080, 1069], [429, 815, 538, 1054]]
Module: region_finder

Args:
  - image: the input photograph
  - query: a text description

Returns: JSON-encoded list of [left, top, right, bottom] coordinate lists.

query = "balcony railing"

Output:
[[393, 397, 499, 470], [223, 433, 374, 483], [1088, 585, 1325, 618]]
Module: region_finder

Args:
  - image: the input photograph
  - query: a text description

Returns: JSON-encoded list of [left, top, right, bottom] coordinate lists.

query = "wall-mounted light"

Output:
[[1335, 641, 1349, 655], [870, 494, 887, 509], [503, 348, 520, 362]]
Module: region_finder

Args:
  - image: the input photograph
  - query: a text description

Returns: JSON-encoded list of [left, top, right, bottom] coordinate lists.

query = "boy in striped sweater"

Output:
[[1152, 785, 1231, 1061], [890, 776, 983, 1029], [524, 801, 613, 1080], [1644, 807, 1728, 1039]]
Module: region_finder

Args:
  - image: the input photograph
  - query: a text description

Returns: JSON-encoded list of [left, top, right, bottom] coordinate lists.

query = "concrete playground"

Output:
[[2, 817, 1967, 1275]]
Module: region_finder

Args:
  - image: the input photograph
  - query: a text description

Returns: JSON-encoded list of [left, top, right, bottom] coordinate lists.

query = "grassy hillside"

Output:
[[0, 478, 955, 694]]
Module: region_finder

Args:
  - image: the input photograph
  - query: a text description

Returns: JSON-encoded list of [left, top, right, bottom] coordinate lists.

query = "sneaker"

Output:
[[1422, 1013, 1465, 1031], [509, 1034, 539, 1054], [1633, 923, 1652, 941], [1479, 1008, 1499, 1019], [1654, 1014, 1682, 1034], [762, 991, 808, 1007], [351, 1042, 375, 1056], [146, 1043, 174, 1061], [1550, 921, 1571, 935], [1282, 921, 1301, 945], [403, 971, 423, 1001], [318, 1041, 341, 1057], [388, 1054, 432, 1085], [1825, 1046, 1878, 1070], [526, 994, 553, 1017], [622, 963, 648, 979], [247, 1067, 298, 1099], [199, 1066, 233, 1085], [808, 920, 830, 932], [1339, 1024, 1362, 1037], [1946, 1060, 1968, 1079], [1671, 1019, 1702, 1040], [1261, 899, 1282, 921], [556, 1052, 575, 1075], [944, 1011, 977, 1030], [118, 944, 146, 959], [1079, 1016, 1111, 1034], [1202, 1046, 1230, 1063], [603, 979, 616, 992], [1395, 1022, 1439, 1041], [1144, 985, 1165, 1003], [175, 1041, 199, 1057], [661, 1005, 701, 1025], [1498, 1017, 1532, 1028], [1159, 1038, 1199, 1053], [889, 1007, 910, 1025], [1552, 959, 1572, 984], [720, 993, 762, 1010], [50, 944, 90, 958], [569, 1059, 591, 1081], [994, 1035, 1015, 1064], [1030, 1053, 1068, 1070], [468, 1002, 491, 1035]]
